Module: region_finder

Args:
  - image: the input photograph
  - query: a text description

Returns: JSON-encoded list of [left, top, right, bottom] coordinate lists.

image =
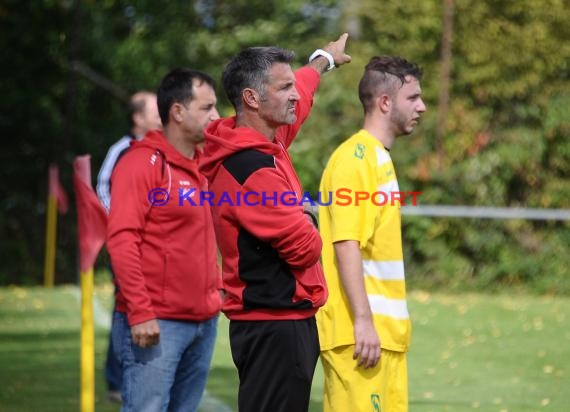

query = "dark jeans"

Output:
[[230, 317, 320, 412], [105, 266, 121, 392], [105, 310, 122, 391]]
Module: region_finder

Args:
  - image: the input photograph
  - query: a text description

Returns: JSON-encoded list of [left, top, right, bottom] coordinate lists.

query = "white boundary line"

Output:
[[67, 287, 233, 412]]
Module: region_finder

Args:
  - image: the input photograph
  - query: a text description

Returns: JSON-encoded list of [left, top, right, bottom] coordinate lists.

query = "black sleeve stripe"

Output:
[[222, 149, 275, 185]]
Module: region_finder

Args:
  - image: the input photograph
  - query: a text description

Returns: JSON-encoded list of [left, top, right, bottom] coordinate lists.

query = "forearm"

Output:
[[107, 229, 155, 324], [238, 204, 322, 269], [335, 239, 382, 369], [238, 172, 323, 268], [308, 55, 332, 75]]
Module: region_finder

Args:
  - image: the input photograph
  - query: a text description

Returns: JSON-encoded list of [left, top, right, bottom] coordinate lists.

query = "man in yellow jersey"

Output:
[[316, 55, 427, 412]]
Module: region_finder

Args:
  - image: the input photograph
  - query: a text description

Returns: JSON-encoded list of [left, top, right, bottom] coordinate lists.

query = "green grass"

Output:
[[0, 286, 568, 411], [405, 292, 569, 411]]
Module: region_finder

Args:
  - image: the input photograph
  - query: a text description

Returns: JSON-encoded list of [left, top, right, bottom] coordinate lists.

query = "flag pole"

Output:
[[43, 164, 58, 288], [74, 155, 107, 412], [80, 266, 95, 412]]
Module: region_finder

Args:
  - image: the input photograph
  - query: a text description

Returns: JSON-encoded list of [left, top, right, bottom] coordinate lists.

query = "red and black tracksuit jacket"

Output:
[[199, 66, 328, 321]]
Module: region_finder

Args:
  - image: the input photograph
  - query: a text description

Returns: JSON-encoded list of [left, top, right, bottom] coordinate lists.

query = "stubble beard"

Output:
[[391, 107, 414, 136]]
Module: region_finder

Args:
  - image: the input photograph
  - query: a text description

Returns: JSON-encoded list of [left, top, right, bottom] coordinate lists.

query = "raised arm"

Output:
[[280, 33, 352, 147], [307, 33, 352, 74]]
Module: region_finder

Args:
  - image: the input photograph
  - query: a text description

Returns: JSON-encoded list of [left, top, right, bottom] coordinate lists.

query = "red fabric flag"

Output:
[[49, 163, 69, 214], [73, 155, 107, 273]]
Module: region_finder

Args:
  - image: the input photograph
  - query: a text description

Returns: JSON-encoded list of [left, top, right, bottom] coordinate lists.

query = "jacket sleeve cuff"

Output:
[[127, 311, 157, 327]]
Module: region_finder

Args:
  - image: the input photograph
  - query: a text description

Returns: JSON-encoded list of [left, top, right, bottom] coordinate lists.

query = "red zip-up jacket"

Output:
[[199, 66, 327, 321], [107, 130, 222, 326]]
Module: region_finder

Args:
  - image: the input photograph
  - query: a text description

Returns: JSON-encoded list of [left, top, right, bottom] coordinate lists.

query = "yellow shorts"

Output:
[[321, 345, 408, 412]]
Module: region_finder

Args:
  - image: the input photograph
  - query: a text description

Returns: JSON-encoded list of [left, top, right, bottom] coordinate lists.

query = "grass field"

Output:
[[0, 285, 568, 411]]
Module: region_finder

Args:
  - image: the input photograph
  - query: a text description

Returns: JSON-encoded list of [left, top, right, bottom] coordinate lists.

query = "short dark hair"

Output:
[[222, 47, 295, 114], [157, 68, 216, 125], [358, 56, 423, 114], [127, 91, 153, 130]]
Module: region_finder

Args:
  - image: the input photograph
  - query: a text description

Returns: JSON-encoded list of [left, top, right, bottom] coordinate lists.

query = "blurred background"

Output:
[[0, 0, 568, 293], [1, 1, 569, 411]]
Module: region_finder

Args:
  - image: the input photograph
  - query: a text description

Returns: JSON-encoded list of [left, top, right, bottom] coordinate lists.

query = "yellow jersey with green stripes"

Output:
[[316, 129, 411, 352]]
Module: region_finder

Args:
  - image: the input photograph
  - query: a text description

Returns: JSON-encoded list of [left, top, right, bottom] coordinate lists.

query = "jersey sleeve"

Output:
[[321, 142, 377, 249], [96, 137, 131, 212]]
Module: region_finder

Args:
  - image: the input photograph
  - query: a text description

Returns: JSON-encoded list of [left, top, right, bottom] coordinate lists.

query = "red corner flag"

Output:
[[49, 163, 69, 214], [73, 155, 107, 272]]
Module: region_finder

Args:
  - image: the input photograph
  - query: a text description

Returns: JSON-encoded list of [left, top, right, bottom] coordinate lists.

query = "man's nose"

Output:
[[290, 87, 300, 101], [418, 99, 427, 113]]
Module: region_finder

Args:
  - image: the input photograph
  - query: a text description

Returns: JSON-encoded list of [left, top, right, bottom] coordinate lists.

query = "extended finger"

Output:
[[337, 32, 349, 46]]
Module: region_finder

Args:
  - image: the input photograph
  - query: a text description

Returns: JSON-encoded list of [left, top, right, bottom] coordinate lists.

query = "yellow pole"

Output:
[[43, 194, 57, 288], [80, 267, 95, 412]]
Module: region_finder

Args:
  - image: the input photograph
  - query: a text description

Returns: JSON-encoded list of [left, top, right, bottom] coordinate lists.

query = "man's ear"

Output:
[[132, 111, 144, 128], [242, 88, 260, 110], [170, 102, 184, 123], [377, 94, 391, 114]]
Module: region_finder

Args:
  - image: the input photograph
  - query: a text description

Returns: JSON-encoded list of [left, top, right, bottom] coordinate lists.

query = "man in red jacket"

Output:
[[199, 34, 351, 412], [107, 68, 221, 412]]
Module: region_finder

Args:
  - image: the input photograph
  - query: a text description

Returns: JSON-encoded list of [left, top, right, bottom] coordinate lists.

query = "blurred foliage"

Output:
[[0, 0, 568, 293]]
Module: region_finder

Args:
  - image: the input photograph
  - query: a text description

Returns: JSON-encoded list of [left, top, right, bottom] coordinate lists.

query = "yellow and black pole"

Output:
[[73, 155, 107, 412]]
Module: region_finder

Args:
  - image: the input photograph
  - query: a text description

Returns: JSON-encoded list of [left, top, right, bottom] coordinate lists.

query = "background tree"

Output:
[[0, 0, 568, 292]]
